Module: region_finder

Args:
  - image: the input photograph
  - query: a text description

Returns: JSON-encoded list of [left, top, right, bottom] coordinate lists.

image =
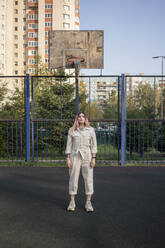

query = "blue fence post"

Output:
[[121, 74, 126, 166], [89, 77, 91, 120], [31, 76, 34, 161], [117, 76, 120, 163], [25, 74, 30, 162]]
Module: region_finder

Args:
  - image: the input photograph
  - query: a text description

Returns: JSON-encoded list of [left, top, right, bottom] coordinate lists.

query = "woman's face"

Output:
[[78, 113, 85, 124]]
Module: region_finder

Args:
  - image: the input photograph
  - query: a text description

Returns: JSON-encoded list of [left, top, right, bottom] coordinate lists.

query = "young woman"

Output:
[[65, 112, 97, 212]]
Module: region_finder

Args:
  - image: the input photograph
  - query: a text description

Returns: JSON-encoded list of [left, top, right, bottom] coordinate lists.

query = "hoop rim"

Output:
[[67, 56, 85, 64]]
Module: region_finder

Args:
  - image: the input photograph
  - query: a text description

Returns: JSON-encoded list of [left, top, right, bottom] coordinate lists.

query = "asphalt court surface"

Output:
[[0, 166, 165, 248]]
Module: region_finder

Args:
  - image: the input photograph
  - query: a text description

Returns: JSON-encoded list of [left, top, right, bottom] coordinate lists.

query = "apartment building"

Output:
[[0, 0, 80, 75], [96, 81, 117, 106], [126, 73, 146, 95]]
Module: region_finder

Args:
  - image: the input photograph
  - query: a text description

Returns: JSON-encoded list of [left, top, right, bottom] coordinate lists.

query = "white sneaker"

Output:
[[67, 200, 76, 211], [85, 200, 94, 212]]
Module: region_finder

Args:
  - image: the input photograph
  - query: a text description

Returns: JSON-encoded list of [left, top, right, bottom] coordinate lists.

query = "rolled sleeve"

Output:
[[65, 128, 73, 155], [90, 128, 97, 153]]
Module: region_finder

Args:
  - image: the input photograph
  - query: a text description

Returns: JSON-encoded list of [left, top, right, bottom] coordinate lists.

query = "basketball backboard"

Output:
[[49, 30, 104, 69]]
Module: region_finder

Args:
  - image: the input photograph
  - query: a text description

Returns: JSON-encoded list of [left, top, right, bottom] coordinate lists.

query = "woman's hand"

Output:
[[67, 157, 72, 169], [90, 158, 96, 168]]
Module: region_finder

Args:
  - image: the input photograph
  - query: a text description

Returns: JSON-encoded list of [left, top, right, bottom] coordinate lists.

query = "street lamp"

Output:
[[152, 56, 165, 119]]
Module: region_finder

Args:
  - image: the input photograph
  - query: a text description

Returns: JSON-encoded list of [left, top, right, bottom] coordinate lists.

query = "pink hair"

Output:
[[72, 112, 90, 131]]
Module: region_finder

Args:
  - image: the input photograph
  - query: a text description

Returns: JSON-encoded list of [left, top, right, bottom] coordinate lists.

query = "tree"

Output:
[[133, 82, 155, 119], [0, 81, 8, 157], [0, 56, 83, 159], [126, 82, 161, 155], [85, 101, 103, 120], [103, 89, 118, 119], [0, 81, 7, 105], [78, 80, 88, 113]]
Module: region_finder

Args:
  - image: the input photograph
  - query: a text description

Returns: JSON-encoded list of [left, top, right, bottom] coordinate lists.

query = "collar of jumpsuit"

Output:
[[77, 127, 90, 131]]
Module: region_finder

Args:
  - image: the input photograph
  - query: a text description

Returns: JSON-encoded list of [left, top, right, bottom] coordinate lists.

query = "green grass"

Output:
[[0, 144, 165, 167], [0, 160, 165, 167]]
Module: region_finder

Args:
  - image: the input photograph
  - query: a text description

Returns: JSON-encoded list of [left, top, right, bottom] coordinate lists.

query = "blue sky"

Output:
[[80, 0, 165, 75]]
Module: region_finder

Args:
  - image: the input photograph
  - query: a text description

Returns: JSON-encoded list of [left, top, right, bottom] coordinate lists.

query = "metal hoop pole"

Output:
[[75, 63, 80, 115]]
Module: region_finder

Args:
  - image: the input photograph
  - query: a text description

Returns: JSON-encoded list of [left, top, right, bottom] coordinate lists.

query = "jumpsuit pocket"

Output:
[[85, 150, 92, 160], [82, 150, 92, 167]]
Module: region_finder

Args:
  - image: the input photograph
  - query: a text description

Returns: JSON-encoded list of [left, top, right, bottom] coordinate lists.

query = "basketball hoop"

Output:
[[66, 56, 85, 68]]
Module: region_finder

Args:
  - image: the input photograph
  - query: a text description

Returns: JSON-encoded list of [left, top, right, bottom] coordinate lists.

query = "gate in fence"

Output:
[[0, 74, 165, 165]]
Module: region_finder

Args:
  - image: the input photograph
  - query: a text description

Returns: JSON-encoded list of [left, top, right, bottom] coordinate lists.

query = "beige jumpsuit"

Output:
[[65, 126, 97, 196]]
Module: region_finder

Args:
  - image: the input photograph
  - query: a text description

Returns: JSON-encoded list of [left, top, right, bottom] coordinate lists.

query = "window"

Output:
[[1, 5, 5, 11], [28, 32, 38, 38], [14, 53, 18, 57], [28, 0, 38, 2], [15, 1, 18, 5], [28, 50, 37, 55], [23, 44, 27, 48], [75, 0, 79, 5], [1, 54, 4, 60], [23, 18, 26, 22], [45, 58, 49, 63], [45, 4, 52, 9], [63, 22, 70, 29], [23, 26, 26, 31], [2, 15, 4, 20], [28, 23, 38, 29], [14, 61, 18, 66], [28, 14, 38, 20], [45, 40, 48, 45], [2, 24, 4, 30], [28, 59, 37, 64], [23, 35, 26, 40], [45, 31, 49, 36], [28, 41, 38, 46], [28, 68, 35, 73], [45, 22, 52, 27], [63, 5, 70, 11], [14, 9, 18, 14], [14, 35, 18, 40], [45, 13, 52, 18], [14, 44, 18, 49], [15, 18, 18, 22], [15, 70, 18, 75], [1, 44, 4, 50], [23, 9, 26, 14], [15, 26, 18, 31], [75, 8, 79, 14], [63, 14, 70, 19], [1, 34, 4, 40], [75, 17, 79, 22], [45, 50, 48, 54]]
